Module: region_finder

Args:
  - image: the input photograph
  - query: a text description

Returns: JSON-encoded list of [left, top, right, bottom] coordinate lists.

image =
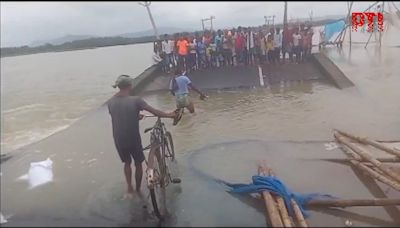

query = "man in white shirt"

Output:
[[162, 34, 173, 72], [273, 27, 282, 63], [292, 29, 302, 64], [168, 39, 176, 67], [246, 27, 255, 65]]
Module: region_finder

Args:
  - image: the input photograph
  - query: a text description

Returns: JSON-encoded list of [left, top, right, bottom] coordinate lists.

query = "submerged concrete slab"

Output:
[[260, 61, 325, 85], [312, 53, 355, 89], [139, 61, 330, 95], [130, 64, 163, 96]]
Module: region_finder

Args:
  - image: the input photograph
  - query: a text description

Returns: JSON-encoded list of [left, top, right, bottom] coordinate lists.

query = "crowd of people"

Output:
[[153, 24, 314, 73]]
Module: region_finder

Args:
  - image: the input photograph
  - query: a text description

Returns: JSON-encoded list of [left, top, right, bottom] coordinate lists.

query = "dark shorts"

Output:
[[117, 147, 145, 164]]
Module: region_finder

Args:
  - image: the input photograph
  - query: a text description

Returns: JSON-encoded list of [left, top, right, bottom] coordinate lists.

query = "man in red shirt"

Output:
[[282, 24, 293, 63], [235, 30, 245, 65]]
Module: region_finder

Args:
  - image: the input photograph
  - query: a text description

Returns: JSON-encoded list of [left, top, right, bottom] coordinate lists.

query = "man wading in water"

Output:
[[169, 69, 207, 119], [108, 75, 177, 198]]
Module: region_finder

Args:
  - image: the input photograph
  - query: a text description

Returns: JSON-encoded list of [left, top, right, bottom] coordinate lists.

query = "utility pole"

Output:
[[138, 1, 160, 40], [201, 16, 215, 32], [264, 15, 275, 29], [283, 1, 288, 25], [272, 15, 276, 28], [309, 10, 313, 23]]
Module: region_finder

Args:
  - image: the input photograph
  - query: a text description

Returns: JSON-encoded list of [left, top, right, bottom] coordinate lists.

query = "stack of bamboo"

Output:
[[333, 129, 400, 191], [256, 158, 400, 227], [257, 161, 308, 227]]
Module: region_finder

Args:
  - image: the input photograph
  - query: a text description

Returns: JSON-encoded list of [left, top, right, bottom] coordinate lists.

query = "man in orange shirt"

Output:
[[176, 35, 189, 71]]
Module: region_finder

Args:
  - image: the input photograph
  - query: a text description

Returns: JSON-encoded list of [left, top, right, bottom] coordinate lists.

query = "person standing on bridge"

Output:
[[176, 35, 189, 72], [273, 27, 282, 64], [169, 69, 207, 115], [161, 34, 173, 73], [282, 24, 293, 63], [108, 75, 177, 198], [292, 28, 302, 64]]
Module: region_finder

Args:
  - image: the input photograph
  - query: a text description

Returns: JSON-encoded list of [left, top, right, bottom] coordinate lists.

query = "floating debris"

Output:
[[16, 157, 53, 189], [344, 219, 353, 227], [324, 142, 338, 150], [87, 158, 97, 164], [0, 212, 8, 224]]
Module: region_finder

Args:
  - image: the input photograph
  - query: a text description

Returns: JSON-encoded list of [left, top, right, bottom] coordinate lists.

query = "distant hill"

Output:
[[30, 34, 96, 47], [118, 27, 193, 38], [28, 27, 191, 48]]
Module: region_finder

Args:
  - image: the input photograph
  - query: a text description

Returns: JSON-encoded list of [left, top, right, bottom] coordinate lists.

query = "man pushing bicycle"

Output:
[[107, 75, 178, 199]]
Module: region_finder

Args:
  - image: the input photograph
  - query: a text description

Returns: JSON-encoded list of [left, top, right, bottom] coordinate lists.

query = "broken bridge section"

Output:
[[137, 53, 354, 95]]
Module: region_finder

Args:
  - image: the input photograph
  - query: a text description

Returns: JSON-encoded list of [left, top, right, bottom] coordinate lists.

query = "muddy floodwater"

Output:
[[1, 42, 400, 226]]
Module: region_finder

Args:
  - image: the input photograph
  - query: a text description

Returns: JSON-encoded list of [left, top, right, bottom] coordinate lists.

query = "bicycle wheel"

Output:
[[150, 188, 162, 220], [165, 131, 175, 161], [149, 147, 167, 220]]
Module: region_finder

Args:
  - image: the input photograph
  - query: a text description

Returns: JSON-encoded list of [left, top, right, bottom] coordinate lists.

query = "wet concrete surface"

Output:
[[260, 61, 324, 85], [2, 81, 400, 226], [2, 110, 399, 227], [140, 59, 329, 95], [312, 53, 355, 89]]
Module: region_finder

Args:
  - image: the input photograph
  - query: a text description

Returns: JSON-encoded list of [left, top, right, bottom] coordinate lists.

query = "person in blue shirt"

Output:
[[196, 38, 206, 69], [169, 68, 207, 115]]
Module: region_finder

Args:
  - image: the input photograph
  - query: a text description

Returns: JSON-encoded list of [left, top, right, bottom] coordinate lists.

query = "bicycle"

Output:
[[142, 115, 181, 220]]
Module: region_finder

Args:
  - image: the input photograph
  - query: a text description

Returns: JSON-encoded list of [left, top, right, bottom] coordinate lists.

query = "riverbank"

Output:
[[0, 38, 155, 58]]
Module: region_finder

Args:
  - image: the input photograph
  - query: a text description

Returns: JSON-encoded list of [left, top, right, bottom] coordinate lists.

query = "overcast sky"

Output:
[[0, 1, 387, 47]]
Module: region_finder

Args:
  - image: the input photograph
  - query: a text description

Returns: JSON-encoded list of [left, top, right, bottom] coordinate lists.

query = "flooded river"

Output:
[[1, 40, 400, 226], [1, 43, 153, 154]]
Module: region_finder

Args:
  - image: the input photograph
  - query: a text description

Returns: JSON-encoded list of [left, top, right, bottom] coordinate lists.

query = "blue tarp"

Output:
[[224, 175, 337, 218], [324, 20, 346, 42]]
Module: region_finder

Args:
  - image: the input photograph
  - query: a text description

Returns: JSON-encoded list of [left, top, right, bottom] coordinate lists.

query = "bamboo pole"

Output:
[[337, 142, 400, 191], [335, 133, 400, 184], [291, 199, 308, 227], [276, 197, 293, 227], [348, 1, 353, 47], [306, 198, 400, 207], [257, 164, 284, 227], [335, 129, 400, 158], [377, 140, 400, 143], [262, 163, 305, 227], [264, 165, 293, 227], [321, 157, 400, 163]]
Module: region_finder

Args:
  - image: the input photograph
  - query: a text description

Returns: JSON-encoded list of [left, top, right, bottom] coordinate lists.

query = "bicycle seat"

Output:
[[144, 127, 153, 133]]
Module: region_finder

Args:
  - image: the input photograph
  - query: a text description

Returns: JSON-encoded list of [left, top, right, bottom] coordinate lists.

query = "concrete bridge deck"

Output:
[[136, 53, 353, 96]]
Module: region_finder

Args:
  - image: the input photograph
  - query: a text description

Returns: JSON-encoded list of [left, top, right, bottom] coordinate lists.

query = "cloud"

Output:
[[1, 1, 382, 47]]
